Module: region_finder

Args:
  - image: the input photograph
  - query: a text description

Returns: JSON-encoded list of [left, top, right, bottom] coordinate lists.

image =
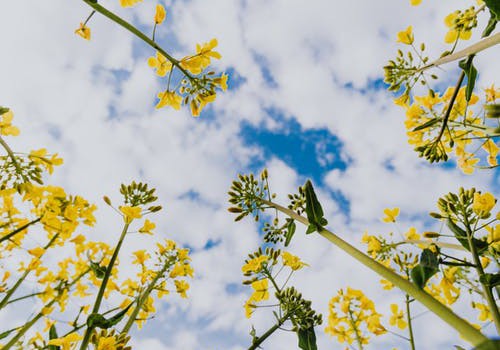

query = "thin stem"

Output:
[[259, 198, 489, 346], [81, 0, 195, 82], [405, 294, 416, 350], [0, 217, 41, 244], [435, 71, 466, 144], [247, 313, 290, 350], [121, 258, 172, 334], [0, 135, 26, 181], [2, 269, 90, 350], [79, 221, 130, 350], [0, 233, 59, 309], [5, 291, 43, 305], [463, 213, 500, 333], [347, 307, 363, 350]]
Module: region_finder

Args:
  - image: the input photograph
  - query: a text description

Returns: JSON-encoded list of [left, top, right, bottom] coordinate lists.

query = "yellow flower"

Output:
[[28, 247, 45, 258], [389, 304, 407, 329], [486, 224, 500, 252], [404, 227, 420, 240], [47, 332, 83, 350], [132, 250, 150, 265], [75, 22, 91, 40], [97, 336, 117, 350], [119, 0, 143, 7], [154, 4, 166, 24], [484, 84, 498, 102], [213, 73, 228, 91], [119, 206, 142, 223], [382, 207, 399, 223], [242, 255, 268, 274], [174, 279, 190, 298], [250, 278, 269, 302], [396, 26, 414, 45], [156, 90, 182, 110], [139, 219, 155, 235], [282, 251, 308, 270], [410, 0, 421, 5], [0, 110, 20, 136], [472, 192, 496, 217], [147, 51, 172, 77], [244, 298, 256, 318]]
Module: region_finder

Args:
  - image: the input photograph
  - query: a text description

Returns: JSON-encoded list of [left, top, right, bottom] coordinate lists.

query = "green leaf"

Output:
[[48, 325, 61, 350], [304, 180, 328, 234], [89, 260, 106, 279], [0, 107, 9, 115], [297, 327, 317, 350], [458, 56, 477, 102], [480, 273, 500, 288], [411, 264, 438, 289], [87, 303, 133, 329], [484, 0, 500, 19], [420, 248, 439, 270], [412, 117, 440, 132], [446, 218, 488, 254], [0, 327, 18, 340], [284, 219, 296, 247], [482, 12, 497, 37]]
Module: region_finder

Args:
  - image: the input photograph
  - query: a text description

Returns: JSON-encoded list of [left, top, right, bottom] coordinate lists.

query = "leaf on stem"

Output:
[[284, 219, 296, 247], [48, 325, 61, 350], [411, 249, 439, 289], [297, 327, 317, 350], [304, 180, 328, 234], [446, 218, 488, 254], [458, 56, 477, 102]]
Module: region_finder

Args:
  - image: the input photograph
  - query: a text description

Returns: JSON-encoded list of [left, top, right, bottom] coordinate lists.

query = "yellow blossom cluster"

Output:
[[325, 288, 386, 346]]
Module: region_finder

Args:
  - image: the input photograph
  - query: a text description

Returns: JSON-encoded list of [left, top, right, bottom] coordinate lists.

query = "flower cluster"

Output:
[[325, 288, 386, 346]]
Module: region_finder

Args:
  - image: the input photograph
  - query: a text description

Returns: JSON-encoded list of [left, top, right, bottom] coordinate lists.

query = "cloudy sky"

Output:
[[0, 0, 499, 349]]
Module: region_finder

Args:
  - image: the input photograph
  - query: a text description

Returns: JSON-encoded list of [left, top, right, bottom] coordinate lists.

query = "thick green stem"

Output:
[[248, 313, 290, 350], [463, 214, 500, 334], [419, 32, 500, 72], [405, 294, 416, 350], [79, 222, 129, 350], [81, 0, 195, 82], [260, 198, 489, 346]]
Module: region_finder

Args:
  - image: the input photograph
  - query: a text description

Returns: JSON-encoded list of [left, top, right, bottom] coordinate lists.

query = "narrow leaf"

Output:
[[304, 180, 328, 234], [458, 56, 477, 102], [412, 118, 440, 132], [285, 219, 296, 247], [48, 325, 61, 350], [484, 0, 500, 19]]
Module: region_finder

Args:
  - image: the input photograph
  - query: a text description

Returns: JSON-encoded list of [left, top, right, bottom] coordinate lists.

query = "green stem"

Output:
[[120, 258, 172, 334], [463, 213, 500, 334], [5, 291, 43, 305], [260, 198, 489, 346], [0, 233, 59, 309], [405, 294, 416, 350], [0, 217, 41, 244], [81, 0, 195, 82], [0, 135, 26, 182], [2, 269, 89, 350], [79, 222, 129, 350], [347, 307, 363, 350], [247, 313, 290, 350]]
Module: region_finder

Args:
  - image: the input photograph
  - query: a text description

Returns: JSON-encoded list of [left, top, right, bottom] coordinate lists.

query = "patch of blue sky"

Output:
[[251, 51, 278, 88], [241, 113, 349, 183]]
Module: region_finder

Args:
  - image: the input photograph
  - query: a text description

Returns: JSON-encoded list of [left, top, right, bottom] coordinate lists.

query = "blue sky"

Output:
[[0, 1, 499, 349]]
